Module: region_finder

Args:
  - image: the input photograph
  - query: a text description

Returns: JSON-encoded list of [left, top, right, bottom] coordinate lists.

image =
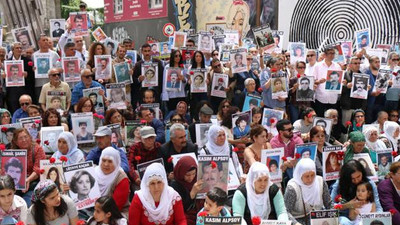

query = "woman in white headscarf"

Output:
[[382, 121, 400, 152], [363, 126, 386, 163], [284, 158, 332, 225], [129, 163, 186, 225], [199, 124, 231, 155], [232, 162, 290, 225], [52, 131, 84, 165], [95, 147, 130, 217]]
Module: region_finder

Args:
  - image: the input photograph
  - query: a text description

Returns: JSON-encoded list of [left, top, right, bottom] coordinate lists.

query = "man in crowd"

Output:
[[189, 105, 213, 144], [112, 45, 133, 101], [384, 52, 400, 111], [71, 69, 106, 111], [12, 95, 32, 123], [305, 49, 317, 76], [138, 107, 165, 143], [75, 36, 88, 63], [366, 56, 385, 123], [297, 77, 314, 100]]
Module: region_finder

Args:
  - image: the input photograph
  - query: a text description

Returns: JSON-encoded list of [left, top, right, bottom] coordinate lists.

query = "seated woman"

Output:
[[104, 108, 126, 144], [164, 101, 191, 126], [330, 160, 383, 225], [348, 109, 365, 133], [216, 100, 231, 122], [344, 131, 373, 164], [0, 175, 28, 224], [0, 108, 11, 125], [232, 162, 290, 224], [26, 105, 42, 118], [284, 158, 332, 225], [381, 121, 400, 152], [310, 125, 330, 176], [87, 196, 127, 225], [52, 132, 85, 165], [129, 163, 186, 225], [244, 124, 271, 173], [27, 179, 79, 225], [378, 162, 400, 225], [170, 156, 203, 225], [42, 108, 69, 131], [363, 126, 386, 163]]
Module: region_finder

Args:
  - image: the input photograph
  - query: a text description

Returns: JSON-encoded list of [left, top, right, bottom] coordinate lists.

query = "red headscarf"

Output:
[[173, 156, 197, 191]]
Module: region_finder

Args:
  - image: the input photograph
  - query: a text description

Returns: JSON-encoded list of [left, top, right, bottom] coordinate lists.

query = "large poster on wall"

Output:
[[104, 0, 168, 23]]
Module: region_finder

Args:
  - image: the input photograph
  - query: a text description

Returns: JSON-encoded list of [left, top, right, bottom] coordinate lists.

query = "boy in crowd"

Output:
[[196, 187, 231, 225]]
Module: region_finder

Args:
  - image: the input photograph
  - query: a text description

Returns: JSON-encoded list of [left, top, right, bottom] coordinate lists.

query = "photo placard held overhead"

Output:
[[50, 19, 66, 40], [211, 73, 228, 98], [69, 12, 89, 36], [355, 28, 371, 50], [11, 26, 36, 51]]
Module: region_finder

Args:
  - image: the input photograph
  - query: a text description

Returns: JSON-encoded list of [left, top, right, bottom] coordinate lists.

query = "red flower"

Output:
[[190, 71, 194, 75], [257, 87, 263, 93], [36, 139, 41, 144], [127, 59, 132, 64], [233, 147, 239, 152], [281, 156, 287, 161], [295, 153, 301, 159], [297, 74, 301, 78], [34, 120, 41, 124], [135, 156, 142, 161], [271, 68, 277, 73], [167, 156, 173, 163], [57, 58, 61, 62], [49, 157, 56, 163], [210, 161, 217, 169], [269, 118, 276, 125], [251, 216, 261, 225], [345, 121, 352, 127], [307, 112, 313, 118], [98, 115, 104, 119], [39, 169, 45, 174], [0, 143, 5, 151], [140, 119, 147, 124], [337, 151, 345, 160], [356, 123, 361, 127], [179, 64, 184, 68], [390, 208, 397, 215], [28, 61, 33, 66], [392, 151, 398, 157], [393, 72, 398, 76], [93, 113, 98, 117], [60, 156, 68, 162], [198, 211, 208, 217], [44, 140, 49, 145], [77, 221, 86, 225], [334, 204, 343, 210], [16, 222, 25, 225], [334, 194, 342, 203], [1, 127, 8, 132]]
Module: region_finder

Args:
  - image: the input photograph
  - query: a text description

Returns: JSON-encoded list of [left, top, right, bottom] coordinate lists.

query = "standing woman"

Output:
[[0, 175, 28, 224], [86, 42, 108, 84], [27, 179, 79, 225], [52, 131, 85, 165], [284, 158, 332, 225], [11, 128, 46, 206], [129, 163, 186, 225], [232, 162, 290, 224], [162, 49, 187, 112], [189, 51, 208, 116]]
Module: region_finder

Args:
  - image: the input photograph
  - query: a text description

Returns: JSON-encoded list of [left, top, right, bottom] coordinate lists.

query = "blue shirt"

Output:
[[12, 108, 28, 123], [86, 143, 130, 174], [71, 81, 106, 106], [150, 118, 165, 144], [260, 69, 286, 109]]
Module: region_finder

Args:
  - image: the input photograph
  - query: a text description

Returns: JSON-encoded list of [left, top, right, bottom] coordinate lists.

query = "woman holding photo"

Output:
[[52, 131, 84, 165], [104, 108, 126, 143], [42, 108, 69, 131]]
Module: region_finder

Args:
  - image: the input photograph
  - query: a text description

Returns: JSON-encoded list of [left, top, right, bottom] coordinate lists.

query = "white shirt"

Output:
[[305, 62, 316, 77], [312, 60, 342, 104]]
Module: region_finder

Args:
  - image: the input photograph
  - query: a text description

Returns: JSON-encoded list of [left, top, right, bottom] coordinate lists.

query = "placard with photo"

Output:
[[62, 57, 81, 83], [211, 73, 228, 98], [232, 111, 251, 139], [341, 40, 353, 61], [40, 126, 65, 153], [261, 148, 284, 183], [141, 62, 159, 87], [165, 68, 182, 91], [69, 12, 89, 36], [271, 73, 288, 99], [141, 103, 161, 120], [114, 62, 132, 84], [355, 28, 371, 50], [182, 47, 196, 66], [19, 116, 42, 140], [224, 30, 239, 46], [83, 87, 105, 115], [310, 209, 339, 225], [230, 48, 247, 73], [11, 26, 36, 51], [350, 73, 369, 100], [94, 55, 112, 80], [190, 68, 208, 93], [392, 66, 400, 88], [46, 91, 67, 114], [205, 23, 225, 35], [252, 24, 274, 51], [1, 150, 27, 190], [322, 145, 343, 181], [50, 19, 66, 40], [0, 123, 22, 145], [242, 94, 262, 112], [295, 143, 318, 161], [35, 53, 51, 78], [331, 43, 345, 64], [173, 32, 187, 49], [195, 123, 213, 148], [40, 160, 65, 190], [373, 68, 391, 94], [106, 123, 124, 148], [71, 112, 95, 144], [4, 60, 24, 87], [376, 44, 391, 65], [91, 27, 107, 42], [366, 48, 385, 64], [296, 76, 315, 101], [204, 217, 242, 225], [353, 153, 378, 182], [289, 42, 306, 65], [149, 43, 160, 58], [125, 120, 143, 147], [63, 161, 100, 209], [219, 44, 232, 62], [198, 32, 213, 53], [106, 83, 127, 110], [360, 212, 391, 225], [249, 57, 261, 74], [272, 30, 284, 54], [159, 42, 171, 59], [261, 108, 284, 136], [212, 34, 226, 51], [197, 155, 229, 198], [313, 117, 333, 141], [324, 70, 343, 93], [126, 50, 137, 67], [137, 158, 164, 179], [376, 149, 393, 180], [104, 38, 119, 56]]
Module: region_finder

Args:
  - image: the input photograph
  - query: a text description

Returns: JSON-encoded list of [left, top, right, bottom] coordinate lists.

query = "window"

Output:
[[114, 0, 123, 14], [149, 0, 163, 9]]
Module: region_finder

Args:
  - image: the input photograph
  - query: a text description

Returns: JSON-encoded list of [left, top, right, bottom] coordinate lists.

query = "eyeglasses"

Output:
[[50, 73, 61, 77], [82, 75, 93, 79], [222, 105, 230, 108], [306, 55, 315, 57], [20, 102, 30, 106], [174, 54, 181, 58], [355, 115, 365, 118], [283, 127, 294, 132], [213, 53, 219, 56], [351, 62, 361, 65], [390, 114, 399, 117], [297, 67, 306, 69], [213, 64, 221, 68], [392, 58, 400, 62], [172, 119, 182, 122]]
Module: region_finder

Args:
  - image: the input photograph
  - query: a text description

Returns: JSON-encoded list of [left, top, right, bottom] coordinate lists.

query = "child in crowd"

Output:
[[196, 187, 231, 225], [87, 196, 127, 225], [349, 182, 376, 224], [0, 175, 28, 224]]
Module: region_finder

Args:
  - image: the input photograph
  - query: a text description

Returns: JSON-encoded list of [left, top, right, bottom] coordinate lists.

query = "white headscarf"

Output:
[[384, 121, 400, 151], [246, 162, 273, 219], [293, 158, 322, 206], [95, 147, 122, 196], [136, 163, 181, 224], [205, 125, 230, 155], [362, 126, 387, 151], [53, 132, 84, 165]]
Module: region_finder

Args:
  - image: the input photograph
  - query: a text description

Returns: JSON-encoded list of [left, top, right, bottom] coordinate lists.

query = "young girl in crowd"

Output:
[[87, 196, 127, 225], [349, 182, 376, 224], [0, 175, 28, 224]]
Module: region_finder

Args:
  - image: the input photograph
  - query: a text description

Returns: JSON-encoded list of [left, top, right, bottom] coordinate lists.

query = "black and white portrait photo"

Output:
[[50, 19, 66, 39], [296, 76, 314, 101], [350, 74, 369, 100]]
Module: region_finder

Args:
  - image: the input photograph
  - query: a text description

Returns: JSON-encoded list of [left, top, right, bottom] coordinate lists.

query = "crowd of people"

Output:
[[1, 2, 400, 225]]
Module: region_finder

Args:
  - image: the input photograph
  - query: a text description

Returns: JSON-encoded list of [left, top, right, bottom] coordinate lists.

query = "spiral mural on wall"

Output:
[[289, 0, 400, 49]]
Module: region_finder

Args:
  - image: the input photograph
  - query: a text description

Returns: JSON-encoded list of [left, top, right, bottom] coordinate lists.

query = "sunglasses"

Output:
[[222, 105, 230, 108], [50, 73, 61, 77], [172, 119, 182, 122], [297, 67, 306, 69], [391, 114, 399, 117], [306, 55, 315, 57], [213, 53, 219, 56], [392, 58, 400, 62], [283, 127, 294, 132], [213, 64, 221, 68], [82, 75, 93, 79], [20, 102, 30, 106], [174, 54, 181, 58]]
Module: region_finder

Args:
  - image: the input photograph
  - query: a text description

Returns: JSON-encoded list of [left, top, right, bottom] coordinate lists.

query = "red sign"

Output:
[[104, 0, 168, 23], [163, 23, 175, 37]]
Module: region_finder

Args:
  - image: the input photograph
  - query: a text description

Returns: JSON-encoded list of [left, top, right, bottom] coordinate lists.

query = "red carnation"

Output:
[[16, 222, 25, 225], [0, 143, 5, 151], [210, 161, 217, 169], [190, 71, 194, 75], [93, 113, 98, 117], [334, 204, 343, 210], [57, 58, 61, 62], [39, 169, 45, 174], [281, 156, 287, 162], [140, 119, 147, 124], [257, 87, 263, 93], [36, 139, 41, 144], [271, 68, 277, 73], [77, 221, 86, 225], [392, 151, 398, 157], [135, 156, 142, 161], [34, 119, 41, 124], [1, 127, 8, 132], [28, 61, 33, 66], [390, 208, 397, 215], [334, 194, 342, 203], [269, 118, 276, 124], [233, 147, 239, 152], [49, 157, 56, 163], [345, 121, 352, 127], [251, 216, 261, 225], [127, 59, 132, 64], [179, 64, 184, 68], [295, 153, 301, 159], [337, 151, 345, 160], [98, 115, 104, 119], [60, 156, 68, 162], [307, 113, 313, 118], [393, 72, 398, 76], [44, 140, 49, 145], [167, 156, 173, 163], [297, 74, 301, 78], [356, 123, 361, 127], [198, 211, 208, 217]]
